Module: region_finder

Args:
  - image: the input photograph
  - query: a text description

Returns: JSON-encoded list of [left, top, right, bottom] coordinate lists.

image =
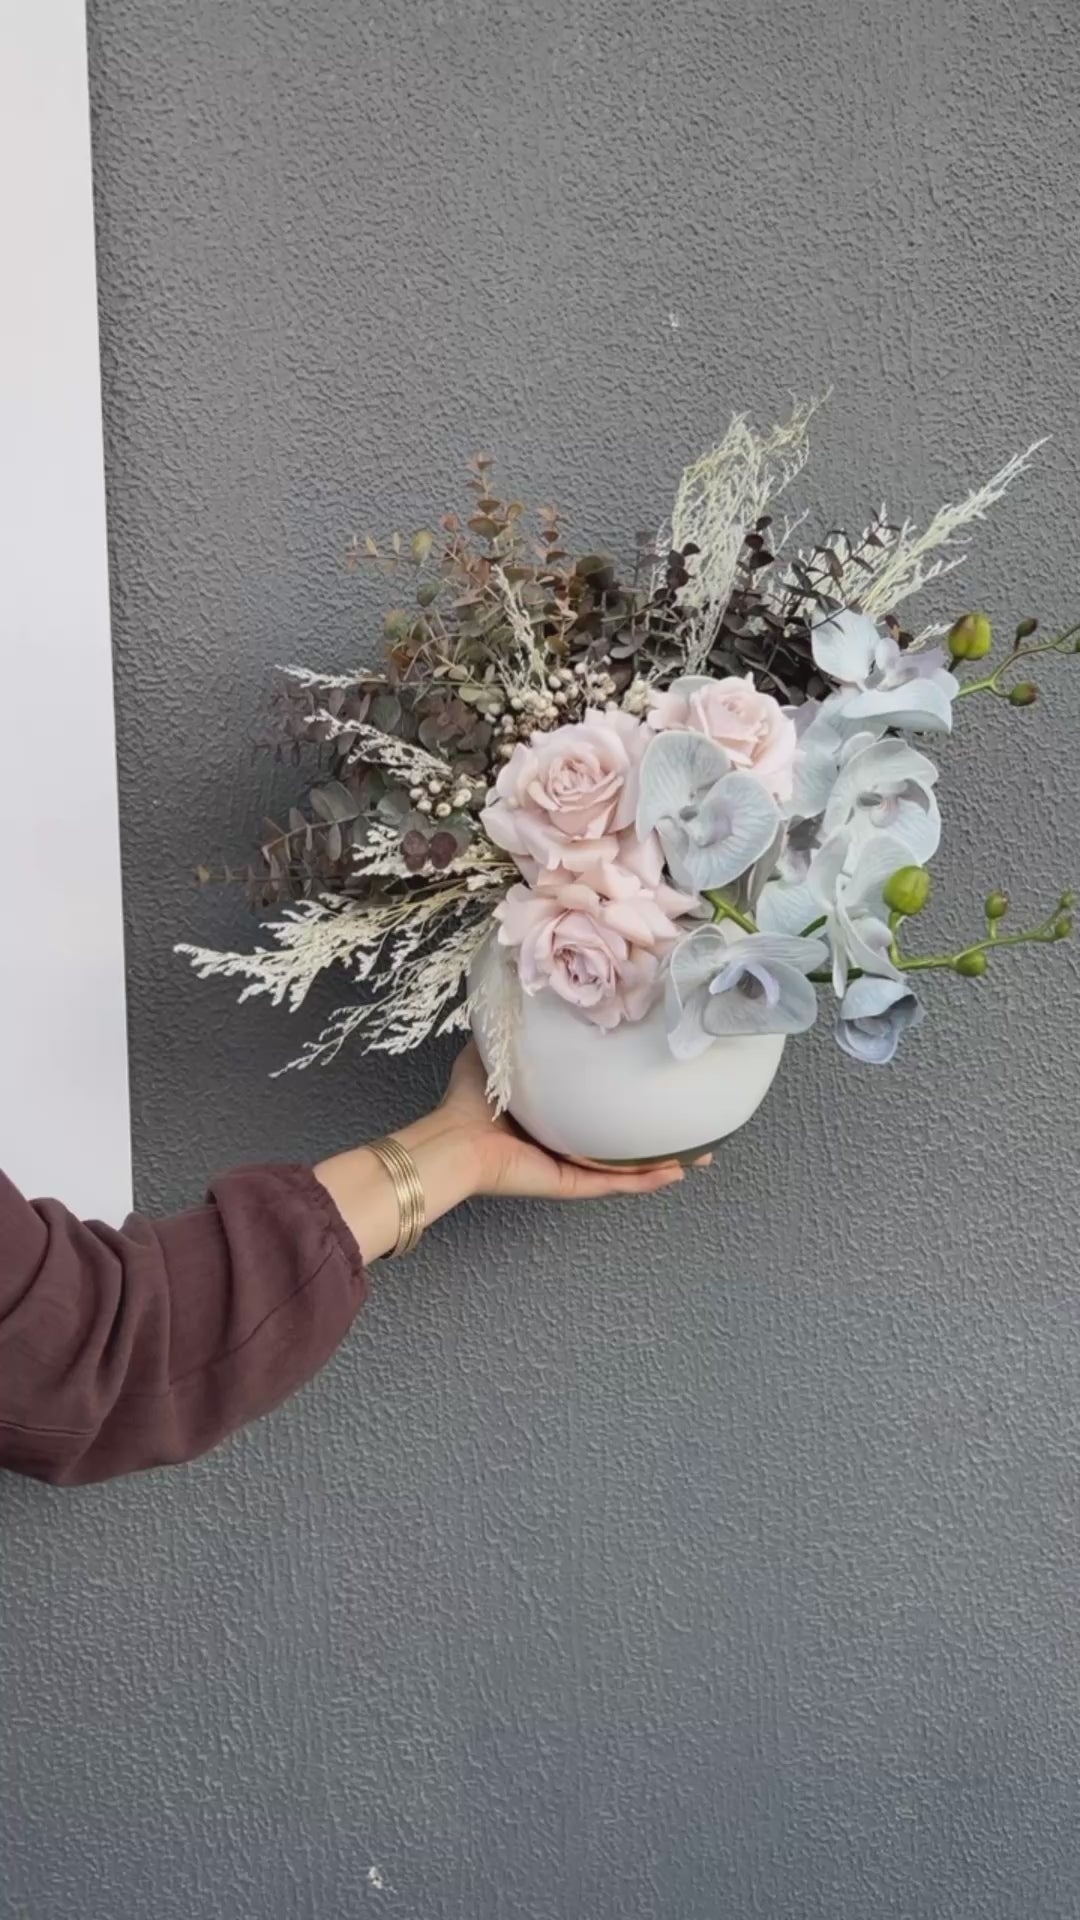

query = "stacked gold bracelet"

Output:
[[367, 1135, 426, 1257]]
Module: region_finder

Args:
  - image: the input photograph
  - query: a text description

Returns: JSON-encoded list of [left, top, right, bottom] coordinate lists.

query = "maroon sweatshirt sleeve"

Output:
[[0, 1164, 367, 1486]]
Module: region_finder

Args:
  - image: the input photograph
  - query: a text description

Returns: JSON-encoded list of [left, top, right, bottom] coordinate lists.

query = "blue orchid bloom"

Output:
[[665, 927, 828, 1059], [821, 735, 941, 866], [637, 731, 780, 893], [836, 974, 924, 1064], [809, 608, 959, 736]]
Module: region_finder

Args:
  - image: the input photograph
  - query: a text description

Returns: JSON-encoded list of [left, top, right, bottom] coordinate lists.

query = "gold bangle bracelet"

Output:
[[367, 1135, 426, 1257]]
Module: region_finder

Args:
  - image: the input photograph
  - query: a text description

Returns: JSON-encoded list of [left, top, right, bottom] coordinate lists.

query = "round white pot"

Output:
[[469, 941, 785, 1166]]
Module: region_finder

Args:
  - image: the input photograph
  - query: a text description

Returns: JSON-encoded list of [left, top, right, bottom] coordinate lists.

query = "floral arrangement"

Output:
[[180, 402, 1078, 1105]]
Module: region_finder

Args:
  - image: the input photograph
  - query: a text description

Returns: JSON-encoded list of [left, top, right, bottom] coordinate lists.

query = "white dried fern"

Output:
[[276, 911, 494, 1074], [350, 821, 515, 886], [466, 931, 522, 1112], [306, 713, 452, 782], [491, 565, 551, 694], [859, 442, 1044, 618], [666, 397, 823, 668], [176, 867, 507, 1072]]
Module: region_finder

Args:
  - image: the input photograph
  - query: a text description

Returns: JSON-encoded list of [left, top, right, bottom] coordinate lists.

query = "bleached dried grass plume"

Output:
[[860, 441, 1045, 618], [177, 868, 505, 1070], [467, 931, 522, 1112], [667, 397, 822, 667]]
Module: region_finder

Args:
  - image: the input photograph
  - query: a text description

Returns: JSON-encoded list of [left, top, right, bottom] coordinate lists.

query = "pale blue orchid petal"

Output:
[[664, 929, 828, 1055], [667, 927, 732, 1002], [805, 830, 853, 911], [845, 676, 956, 735], [822, 738, 939, 838], [822, 737, 941, 865], [836, 975, 924, 1064], [702, 959, 821, 1038], [887, 645, 945, 683], [709, 957, 781, 1008], [845, 830, 917, 918], [810, 609, 881, 685], [714, 931, 828, 976], [844, 791, 940, 866], [664, 770, 779, 892], [809, 830, 909, 994], [789, 745, 840, 820], [837, 909, 900, 983], [757, 877, 820, 937], [636, 730, 730, 839], [667, 993, 717, 1061]]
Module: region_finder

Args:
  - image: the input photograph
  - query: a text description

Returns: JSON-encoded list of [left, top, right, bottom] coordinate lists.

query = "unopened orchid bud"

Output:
[[954, 950, 988, 977], [1014, 617, 1038, 642], [1054, 916, 1074, 941], [883, 866, 931, 915], [948, 612, 992, 661], [1009, 681, 1038, 706], [1060, 890, 1076, 910], [985, 891, 1009, 920]]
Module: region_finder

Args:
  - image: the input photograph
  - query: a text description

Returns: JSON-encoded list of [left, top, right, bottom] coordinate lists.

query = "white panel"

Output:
[[0, 1, 132, 1221]]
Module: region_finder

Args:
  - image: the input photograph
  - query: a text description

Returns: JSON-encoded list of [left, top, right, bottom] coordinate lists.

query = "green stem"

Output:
[[955, 621, 1080, 698], [897, 922, 1061, 973], [798, 913, 827, 938], [807, 910, 1068, 988], [704, 890, 758, 935]]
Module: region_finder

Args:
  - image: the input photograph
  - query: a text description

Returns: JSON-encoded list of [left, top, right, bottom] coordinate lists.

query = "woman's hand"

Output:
[[315, 1043, 704, 1262], [437, 1042, 702, 1200]]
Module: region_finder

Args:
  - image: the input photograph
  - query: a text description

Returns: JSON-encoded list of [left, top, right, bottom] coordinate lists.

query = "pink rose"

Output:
[[648, 673, 796, 803], [563, 830, 701, 926], [482, 708, 646, 874], [495, 858, 692, 1029]]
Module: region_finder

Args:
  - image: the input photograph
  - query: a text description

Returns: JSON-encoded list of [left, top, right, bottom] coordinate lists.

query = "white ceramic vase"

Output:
[[469, 940, 785, 1166]]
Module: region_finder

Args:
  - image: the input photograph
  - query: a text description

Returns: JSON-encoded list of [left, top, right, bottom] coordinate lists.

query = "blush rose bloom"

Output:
[[495, 857, 694, 1029], [482, 708, 646, 874], [647, 673, 797, 803]]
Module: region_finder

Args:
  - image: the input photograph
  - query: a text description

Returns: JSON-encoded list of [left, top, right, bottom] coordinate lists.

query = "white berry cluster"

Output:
[[492, 658, 620, 760], [407, 770, 477, 819], [619, 674, 654, 716]]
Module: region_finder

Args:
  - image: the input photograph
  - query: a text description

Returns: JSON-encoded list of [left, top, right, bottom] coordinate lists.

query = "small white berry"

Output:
[[434, 801, 451, 818], [554, 690, 568, 706], [415, 796, 432, 814]]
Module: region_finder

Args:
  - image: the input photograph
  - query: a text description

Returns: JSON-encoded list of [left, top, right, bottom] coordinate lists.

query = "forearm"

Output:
[[313, 1110, 481, 1261], [0, 1163, 366, 1485]]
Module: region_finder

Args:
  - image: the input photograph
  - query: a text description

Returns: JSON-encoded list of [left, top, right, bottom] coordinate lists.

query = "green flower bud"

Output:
[[985, 890, 1009, 920], [954, 950, 988, 977], [948, 612, 993, 661], [1060, 890, 1076, 910], [1008, 681, 1038, 706], [1014, 617, 1038, 642], [1054, 916, 1074, 941], [883, 865, 931, 916], [410, 529, 435, 566], [383, 607, 411, 641]]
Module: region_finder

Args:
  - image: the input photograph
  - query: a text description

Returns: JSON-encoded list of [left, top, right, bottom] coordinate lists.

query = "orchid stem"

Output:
[[705, 891, 758, 935], [955, 622, 1080, 698], [807, 905, 1071, 989], [898, 919, 1064, 972]]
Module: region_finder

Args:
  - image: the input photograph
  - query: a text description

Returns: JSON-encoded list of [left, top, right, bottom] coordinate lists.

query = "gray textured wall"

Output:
[[4, 1, 1080, 1915]]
